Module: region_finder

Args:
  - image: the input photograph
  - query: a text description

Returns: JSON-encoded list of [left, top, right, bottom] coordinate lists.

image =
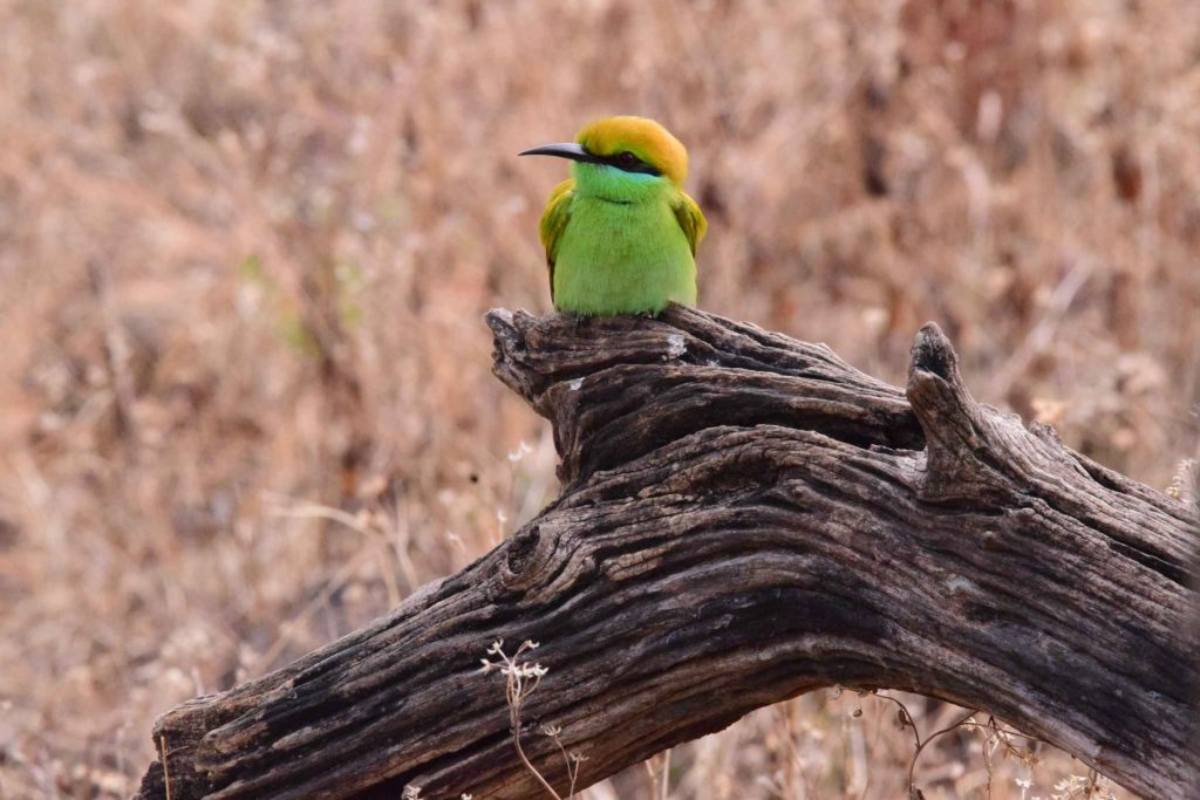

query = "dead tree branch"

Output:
[[135, 306, 1198, 800]]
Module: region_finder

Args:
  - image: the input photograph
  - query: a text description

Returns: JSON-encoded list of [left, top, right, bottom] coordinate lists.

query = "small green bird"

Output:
[[520, 116, 707, 316]]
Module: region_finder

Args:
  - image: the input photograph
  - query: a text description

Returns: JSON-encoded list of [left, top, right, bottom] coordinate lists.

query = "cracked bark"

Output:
[[135, 306, 1198, 800]]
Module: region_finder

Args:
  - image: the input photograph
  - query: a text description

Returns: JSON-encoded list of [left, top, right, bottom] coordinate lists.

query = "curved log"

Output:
[[135, 306, 1198, 800]]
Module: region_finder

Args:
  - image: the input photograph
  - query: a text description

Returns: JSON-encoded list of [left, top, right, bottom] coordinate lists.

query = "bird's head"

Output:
[[520, 116, 689, 201]]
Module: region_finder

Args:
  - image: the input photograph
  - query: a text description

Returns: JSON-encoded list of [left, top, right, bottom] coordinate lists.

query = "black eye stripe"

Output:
[[583, 146, 661, 176], [576, 148, 662, 177]]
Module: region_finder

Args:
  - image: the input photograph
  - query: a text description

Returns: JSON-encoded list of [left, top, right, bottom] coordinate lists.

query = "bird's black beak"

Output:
[[518, 143, 604, 164]]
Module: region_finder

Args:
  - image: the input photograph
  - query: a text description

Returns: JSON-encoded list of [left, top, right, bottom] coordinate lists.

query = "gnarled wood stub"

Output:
[[136, 306, 1198, 800]]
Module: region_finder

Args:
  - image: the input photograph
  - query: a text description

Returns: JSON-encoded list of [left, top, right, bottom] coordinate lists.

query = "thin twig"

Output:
[[158, 735, 172, 800], [511, 701, 561, 800], [906, 707, 979, 792], [871, 692, 922, 752], [483, 640, 564, 800]]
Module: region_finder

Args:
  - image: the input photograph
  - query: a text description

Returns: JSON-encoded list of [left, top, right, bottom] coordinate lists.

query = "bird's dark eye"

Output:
[[615, 151, 639, 168]]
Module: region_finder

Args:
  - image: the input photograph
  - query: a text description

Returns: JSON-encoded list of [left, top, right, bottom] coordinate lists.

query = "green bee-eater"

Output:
[[520, 116, 707, 316]]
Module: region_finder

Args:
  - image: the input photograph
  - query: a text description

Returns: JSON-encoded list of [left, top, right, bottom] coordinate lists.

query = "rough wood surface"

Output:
[[135, 306, 1198, 800]]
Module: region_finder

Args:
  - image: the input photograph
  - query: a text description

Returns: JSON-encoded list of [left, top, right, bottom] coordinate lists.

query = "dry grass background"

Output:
[[1, 1, 1197, 798]]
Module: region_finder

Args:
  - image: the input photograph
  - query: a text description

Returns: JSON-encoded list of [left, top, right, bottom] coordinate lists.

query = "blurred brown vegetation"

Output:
[[1, 1, 1197, 798]]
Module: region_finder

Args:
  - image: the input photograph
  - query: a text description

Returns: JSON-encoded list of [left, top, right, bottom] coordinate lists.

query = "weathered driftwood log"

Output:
[[135, 306, 1198, 800]]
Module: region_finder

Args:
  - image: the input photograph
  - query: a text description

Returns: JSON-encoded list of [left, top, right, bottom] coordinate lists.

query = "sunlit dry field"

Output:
[[1, 1, 1198, 798]]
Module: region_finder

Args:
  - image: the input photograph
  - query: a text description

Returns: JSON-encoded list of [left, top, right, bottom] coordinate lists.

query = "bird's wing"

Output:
[[539, 178, 576, 299], [671, 190, 708, 256]]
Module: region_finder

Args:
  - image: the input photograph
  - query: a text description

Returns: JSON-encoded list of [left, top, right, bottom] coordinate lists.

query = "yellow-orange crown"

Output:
[[576, 116, 689, 186]]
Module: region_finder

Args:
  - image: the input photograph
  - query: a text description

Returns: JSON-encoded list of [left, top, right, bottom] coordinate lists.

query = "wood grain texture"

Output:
[[135, 306, 1198, 800]]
